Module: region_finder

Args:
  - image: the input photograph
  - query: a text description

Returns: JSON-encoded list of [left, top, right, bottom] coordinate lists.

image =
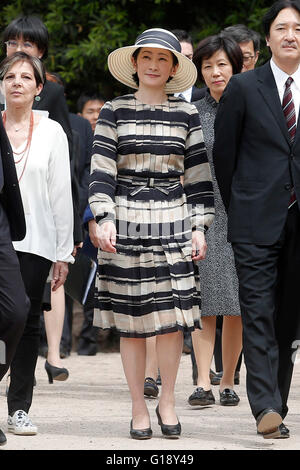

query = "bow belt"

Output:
[[117, 176, 181, 196]]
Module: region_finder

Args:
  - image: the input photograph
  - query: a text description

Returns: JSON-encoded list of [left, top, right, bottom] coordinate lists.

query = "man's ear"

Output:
[[265, 36, 270, 47]]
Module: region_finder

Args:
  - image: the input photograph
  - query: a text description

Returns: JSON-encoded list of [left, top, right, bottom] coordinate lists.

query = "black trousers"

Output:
[[0, 243, 29, 382], [7, 252, 52, 415], [77, 275, 98, 352], [232, 203, 300, 420]]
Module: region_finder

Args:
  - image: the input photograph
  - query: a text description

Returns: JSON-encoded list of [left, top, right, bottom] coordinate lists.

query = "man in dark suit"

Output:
[[0, 114, 29, 445], [205, 26, 262, 385], [61, 113, 96, 356], [213, 0, 300, 439], [69, 113, 93, 216]]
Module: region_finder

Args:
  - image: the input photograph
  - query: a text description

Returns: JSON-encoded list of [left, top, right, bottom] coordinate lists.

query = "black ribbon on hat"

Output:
[[135, 29, 181, 53]]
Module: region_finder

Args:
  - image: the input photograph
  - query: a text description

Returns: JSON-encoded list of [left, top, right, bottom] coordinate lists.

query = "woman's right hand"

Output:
[[89, 219, 117, 253]]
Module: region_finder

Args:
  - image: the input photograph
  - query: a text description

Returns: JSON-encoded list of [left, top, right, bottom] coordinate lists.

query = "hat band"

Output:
[[135, 31, 181, 53]]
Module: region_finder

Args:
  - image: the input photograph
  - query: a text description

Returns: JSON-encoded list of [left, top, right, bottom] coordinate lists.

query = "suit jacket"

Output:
[[0, 113, 26, 241], [69, 113, 93, 216], [213, 61, 300, 245], [191, 85, 207, 102]]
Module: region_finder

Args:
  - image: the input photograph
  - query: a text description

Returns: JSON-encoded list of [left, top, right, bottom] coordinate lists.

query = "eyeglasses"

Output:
[[243, 54, 255, 64], [5, 40, 35, 51]]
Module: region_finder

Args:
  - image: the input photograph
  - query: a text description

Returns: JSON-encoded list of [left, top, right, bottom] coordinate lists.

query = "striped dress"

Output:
[[89, 94, 214, 338]]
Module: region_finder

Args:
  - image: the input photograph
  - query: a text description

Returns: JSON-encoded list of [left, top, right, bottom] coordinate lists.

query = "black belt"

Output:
[[117, 176, 181, 196]]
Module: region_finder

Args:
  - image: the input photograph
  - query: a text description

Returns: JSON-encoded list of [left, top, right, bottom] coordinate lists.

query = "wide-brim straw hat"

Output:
[[108, 28, 198, 93]]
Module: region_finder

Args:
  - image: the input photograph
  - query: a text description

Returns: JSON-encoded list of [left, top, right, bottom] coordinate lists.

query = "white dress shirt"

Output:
[[270, 58, 300, 123], [174, 86, 192, 102], [13, 116, 74, 264]]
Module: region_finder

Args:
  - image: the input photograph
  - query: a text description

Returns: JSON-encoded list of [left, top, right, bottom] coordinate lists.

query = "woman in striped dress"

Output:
[[89, 28, 214, 439]]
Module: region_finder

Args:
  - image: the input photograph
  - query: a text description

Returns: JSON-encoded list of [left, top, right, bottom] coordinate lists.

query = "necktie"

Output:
[[282, 77, 297, 208], [282, 77, 296, 142]]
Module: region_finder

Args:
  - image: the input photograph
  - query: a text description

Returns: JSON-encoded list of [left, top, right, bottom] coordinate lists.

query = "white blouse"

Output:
[[13, 115, 74, 264]]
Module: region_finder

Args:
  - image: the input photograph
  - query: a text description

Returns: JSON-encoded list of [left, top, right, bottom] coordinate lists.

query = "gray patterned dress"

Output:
[[195, 93, 240, 317]]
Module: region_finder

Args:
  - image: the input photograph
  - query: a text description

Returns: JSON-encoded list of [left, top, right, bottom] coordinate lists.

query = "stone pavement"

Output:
[[0, 351, 299, 451]]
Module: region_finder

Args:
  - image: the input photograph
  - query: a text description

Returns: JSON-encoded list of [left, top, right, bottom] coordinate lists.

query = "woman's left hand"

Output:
[[191, 230, 207, 261], [52, 261, 69, 291]]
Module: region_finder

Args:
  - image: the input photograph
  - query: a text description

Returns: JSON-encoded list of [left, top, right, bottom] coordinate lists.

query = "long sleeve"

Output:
[[213, 77, 245, 211], [48, 125, 74, 263], [83, 204, 94, 224], [89, 101, 117, 225], [184, 105, 214, 232]]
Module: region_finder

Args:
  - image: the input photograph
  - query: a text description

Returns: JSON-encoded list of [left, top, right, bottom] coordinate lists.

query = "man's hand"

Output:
[[89, 220, 116, 253], [52, 261, 69, 292], [191, 230, 207, 261]]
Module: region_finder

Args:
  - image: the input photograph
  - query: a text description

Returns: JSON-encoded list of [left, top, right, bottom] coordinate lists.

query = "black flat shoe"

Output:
[[77, 346, 97, 356], [188, 387, 215, 406], [45, 360, 69, 384], [155, 405, 181, 439], [144, 377, 159, 398], [130, 420, 152, 440], [0, 428, 7, 446], [219, 388, 240, 406], [256, 408, 282, 439]]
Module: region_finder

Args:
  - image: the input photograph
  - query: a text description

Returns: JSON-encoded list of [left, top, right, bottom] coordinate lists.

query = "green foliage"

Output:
[[0, 0, 272, 111]]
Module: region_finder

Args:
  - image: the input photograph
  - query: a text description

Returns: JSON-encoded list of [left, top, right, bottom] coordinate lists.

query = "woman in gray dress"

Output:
[[188, 34, 243, 407]]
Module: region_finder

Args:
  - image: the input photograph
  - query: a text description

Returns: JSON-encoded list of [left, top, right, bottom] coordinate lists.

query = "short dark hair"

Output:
[[172, 29, 193, 45], [0, 51, 45, 87], [193, 33, 243, 81], [3, 16, 49, 60], [262, 0, 300, 37], [131, 47, 179, 86], [46, 71, 65, 87], [77, 93, 106, 113], [222, 24, 261, 53]]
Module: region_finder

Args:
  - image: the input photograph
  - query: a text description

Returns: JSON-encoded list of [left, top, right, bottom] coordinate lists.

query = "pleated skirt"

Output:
[[93, 176, 201, 338]]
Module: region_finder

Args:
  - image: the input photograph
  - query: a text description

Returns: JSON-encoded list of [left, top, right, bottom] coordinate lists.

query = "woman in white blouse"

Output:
[[0, 51, 73, 436]]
